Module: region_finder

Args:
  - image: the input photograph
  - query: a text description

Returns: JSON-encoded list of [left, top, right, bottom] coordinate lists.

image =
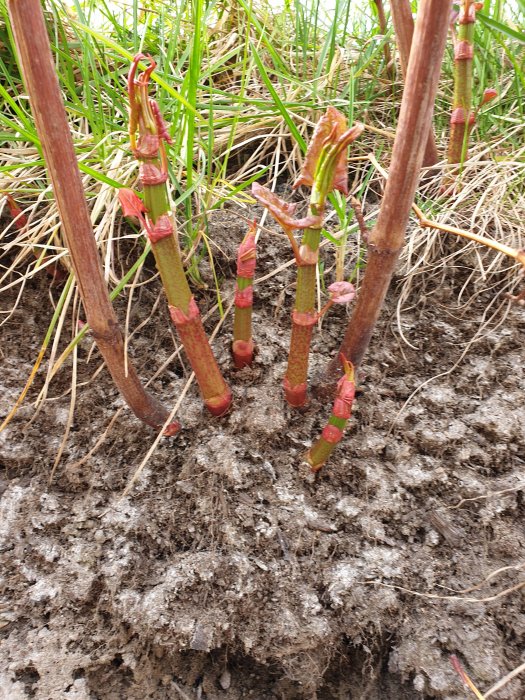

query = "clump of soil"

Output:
[[1, 210, 524, 699]]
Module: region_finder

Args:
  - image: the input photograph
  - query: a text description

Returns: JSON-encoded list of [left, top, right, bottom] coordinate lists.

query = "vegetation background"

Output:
[[0, 1, 524, 699]]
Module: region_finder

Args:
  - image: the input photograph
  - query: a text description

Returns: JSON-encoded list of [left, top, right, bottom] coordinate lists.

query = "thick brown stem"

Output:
[[7, 0, 177, 434], [320, 0, 450, 391], [390, 0, 440, 167]]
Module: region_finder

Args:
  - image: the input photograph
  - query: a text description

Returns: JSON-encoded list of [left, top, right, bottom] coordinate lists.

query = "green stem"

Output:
[[446, 1, 476, 174], [307, 416, 348, 472], [129, 55, 231, 416], [284, 222, 322, 407], [232, 224, 256, 369], [232, 278, 254, 369], [143, 171, 192, 314], [307, 359, 355, 472]]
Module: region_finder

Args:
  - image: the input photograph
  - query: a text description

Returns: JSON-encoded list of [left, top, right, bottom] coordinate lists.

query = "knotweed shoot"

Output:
[[307, 356, 356, 472], [232, 221, 257, 369], [254, 109, 363, 407], [124, 54, 232, 417], [6, 0, 179, 435]]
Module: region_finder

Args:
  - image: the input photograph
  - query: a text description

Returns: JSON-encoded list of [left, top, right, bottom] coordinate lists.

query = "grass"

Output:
[[0, 0, 524, 430]]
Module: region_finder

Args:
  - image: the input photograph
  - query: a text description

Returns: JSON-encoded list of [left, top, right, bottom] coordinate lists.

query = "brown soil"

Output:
[[1, 209, 524, 700]]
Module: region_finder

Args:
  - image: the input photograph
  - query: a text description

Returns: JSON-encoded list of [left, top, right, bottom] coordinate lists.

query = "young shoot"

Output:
[[253, 108, 363, 407], [306, 355, 356, 472], [232, 221, 257, 369], [123, 54, 232, 417]]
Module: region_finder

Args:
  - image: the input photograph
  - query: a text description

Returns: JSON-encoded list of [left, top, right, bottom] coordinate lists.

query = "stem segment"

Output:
[[7, 0, 179, 435], [372, 0, 394, 77], [321, 0, 450, 391], [443, 0, 480, 193], [307, 357, 355, 472], [232, 222, 257, 369], [390, 0, 439, 167], [284, 221, 322, 407], [126, 55, 231, 417]]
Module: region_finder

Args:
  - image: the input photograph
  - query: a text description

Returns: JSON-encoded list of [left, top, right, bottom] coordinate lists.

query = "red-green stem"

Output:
[[128, 57, 231, 417], [307, 358, 355, 472], [320, 0, 450, 392], [252, 116, 361, 407], [284, 217, 323, 407], [284, 126, 362, 407], [7, 0, 179, 435], [447, 1, 476, 166], [390, 0, 439, 167], [232, 223, 257, 369]]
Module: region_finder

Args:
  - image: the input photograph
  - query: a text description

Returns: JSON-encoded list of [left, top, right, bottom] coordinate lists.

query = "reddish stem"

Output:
[[232, 222, 257, 369], [7, 0, 179, 435], [319, 0, 450, 393], [390, 0, 440, 167], [170, 301, 232, 416]]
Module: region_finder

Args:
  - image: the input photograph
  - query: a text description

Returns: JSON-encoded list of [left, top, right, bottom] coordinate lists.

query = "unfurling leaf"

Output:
[[293, 108, 364, 196], [328, 281, 356, 304], [251, 183, 323, 232], [293, 106, 348, 192], [118, 188, 146, 219], [481, 87, 497, 105]]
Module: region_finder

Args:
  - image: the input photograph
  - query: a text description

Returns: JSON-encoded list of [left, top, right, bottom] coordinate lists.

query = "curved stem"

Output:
[[7, 0, 178, 435]]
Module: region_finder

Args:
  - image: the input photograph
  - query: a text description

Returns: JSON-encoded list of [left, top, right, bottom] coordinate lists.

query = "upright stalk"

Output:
[[232, 222, 257, 369], [321, 0, 450, 389], [307, 357, 356, 473], [447, 1, 479, 166], [124, 55, 231, 417], [372, 0, 394, 76], [390, 0, 439, 167], [253, 111, 363, 407], [7, 0, 179, 435]]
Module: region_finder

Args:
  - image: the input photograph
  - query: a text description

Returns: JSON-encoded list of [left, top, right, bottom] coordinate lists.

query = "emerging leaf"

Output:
[[251, 183, 322, 232], [4, 193, 28, 229], [293, 108, 364, 197], [481, 87, 497, 105], [293, 106, 348, 192], [118, 188, 146, 219], [328, 281, 356, 304], [237, 222, 257, 278]]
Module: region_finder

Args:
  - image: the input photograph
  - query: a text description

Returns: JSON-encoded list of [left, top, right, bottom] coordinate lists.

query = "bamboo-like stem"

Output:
[[6, 0, 179, 435], [390, 0, 439, 167], [284, 220, 323, 406], [125, 55, 231, 417], [306, 357, 355, 473], [321, 0, 450, 390], [232, 222, 257, 369], [445, 0, 478, 187], [252, 115, 363, 407], [284, 118, 363, 407]]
